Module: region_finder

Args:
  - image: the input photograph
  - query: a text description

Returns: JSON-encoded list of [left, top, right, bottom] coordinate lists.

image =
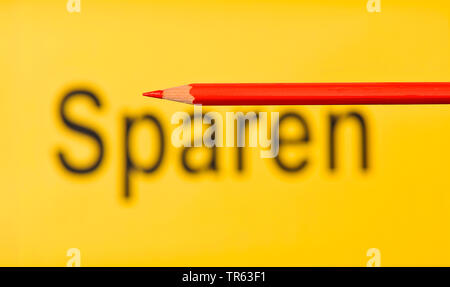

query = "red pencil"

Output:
[[143, 82, 450, 105]]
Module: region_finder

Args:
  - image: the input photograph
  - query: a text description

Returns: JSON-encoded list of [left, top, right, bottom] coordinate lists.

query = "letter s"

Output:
[[57, 89, 104, 174]]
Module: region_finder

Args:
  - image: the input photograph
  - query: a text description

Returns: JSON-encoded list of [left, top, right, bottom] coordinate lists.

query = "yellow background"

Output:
[[1, 0, 450, 266]]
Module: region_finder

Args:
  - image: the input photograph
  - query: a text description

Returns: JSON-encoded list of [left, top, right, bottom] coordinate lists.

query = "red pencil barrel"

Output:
[[190, 83, 450, 105]]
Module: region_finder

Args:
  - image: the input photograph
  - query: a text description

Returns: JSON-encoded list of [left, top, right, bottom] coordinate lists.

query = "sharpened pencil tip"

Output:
[[143, 90, 163, 98]]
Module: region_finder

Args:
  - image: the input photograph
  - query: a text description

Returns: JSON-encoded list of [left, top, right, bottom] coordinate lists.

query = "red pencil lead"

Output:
[[143, 90, 163, 99]]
